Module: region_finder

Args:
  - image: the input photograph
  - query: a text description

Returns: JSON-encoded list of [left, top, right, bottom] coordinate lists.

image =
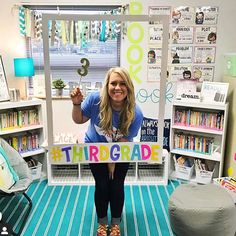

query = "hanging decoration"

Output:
[[24, 5, 129, 46], [50, 20, 56, 46], [99, 20, 107, 42], [69, 21, 76, 45], [60, 20, 68, 45], [91, 20, 101, 41], [34, 11, 42, 41], [19, 6, 26, 36], [81, 21, 89, 48], [25, 8, 32, 37], [75, 21, 82, 46]]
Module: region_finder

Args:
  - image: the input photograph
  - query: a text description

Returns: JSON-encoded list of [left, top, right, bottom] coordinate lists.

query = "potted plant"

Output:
[[52, 79, 66, 96]]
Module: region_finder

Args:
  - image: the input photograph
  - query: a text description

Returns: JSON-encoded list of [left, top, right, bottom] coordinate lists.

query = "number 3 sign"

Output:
[[77, 58, 90, 85]]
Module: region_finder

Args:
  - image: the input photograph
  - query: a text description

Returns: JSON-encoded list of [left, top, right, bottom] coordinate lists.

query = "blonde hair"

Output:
[[99, 67, 136, 136]]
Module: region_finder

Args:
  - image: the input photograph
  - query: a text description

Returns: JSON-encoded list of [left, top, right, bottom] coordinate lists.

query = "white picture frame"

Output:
[[0, 56, 10, 102], [201, 81, 229, 104]]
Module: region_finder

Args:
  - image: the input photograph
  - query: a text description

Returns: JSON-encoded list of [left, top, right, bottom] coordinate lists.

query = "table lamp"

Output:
[[14, 57, 35, 99]]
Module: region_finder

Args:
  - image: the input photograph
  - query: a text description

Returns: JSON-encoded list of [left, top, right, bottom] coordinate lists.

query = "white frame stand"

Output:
[[42, 13, 170, 185]]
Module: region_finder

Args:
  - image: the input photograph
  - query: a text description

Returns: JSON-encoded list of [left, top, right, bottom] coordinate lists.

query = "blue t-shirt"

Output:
[[81, 92, 143, 143]]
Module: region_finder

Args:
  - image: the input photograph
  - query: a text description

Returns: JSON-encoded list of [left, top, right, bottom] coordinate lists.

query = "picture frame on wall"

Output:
[[201, 81, 229, 104], [0, 55, 10, 102]]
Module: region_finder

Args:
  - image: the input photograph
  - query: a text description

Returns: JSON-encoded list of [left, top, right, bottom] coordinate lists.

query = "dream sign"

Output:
[[48, 142, 162, 164]]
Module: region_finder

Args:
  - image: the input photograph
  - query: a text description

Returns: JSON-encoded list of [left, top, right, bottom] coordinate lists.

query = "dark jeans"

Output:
[[89, 162, 129, 224]]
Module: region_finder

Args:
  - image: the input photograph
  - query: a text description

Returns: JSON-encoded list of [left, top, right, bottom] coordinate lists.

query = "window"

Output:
[[26, 5, 124, 96]]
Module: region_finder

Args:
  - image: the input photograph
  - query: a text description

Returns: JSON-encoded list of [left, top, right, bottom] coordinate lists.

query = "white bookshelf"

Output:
[[0, 99, 46, 179], [169, 100, 229, 184], [0, 124, 44, 135]]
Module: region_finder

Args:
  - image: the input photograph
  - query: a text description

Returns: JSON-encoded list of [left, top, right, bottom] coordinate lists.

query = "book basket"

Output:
[[175, 164, 194, 180], [195, 168, 214, 184], [25, 157, 42, 181]]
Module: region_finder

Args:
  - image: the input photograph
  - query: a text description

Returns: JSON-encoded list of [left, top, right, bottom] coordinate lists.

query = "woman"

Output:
[[70, 67, 143, 236]]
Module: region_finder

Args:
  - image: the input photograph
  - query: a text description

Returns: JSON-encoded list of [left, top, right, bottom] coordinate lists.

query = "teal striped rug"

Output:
[[0, 180, 180, 236]]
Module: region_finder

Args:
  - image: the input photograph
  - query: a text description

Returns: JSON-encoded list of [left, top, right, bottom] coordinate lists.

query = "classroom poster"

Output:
[[171, 46, 193, 64], [195, 26, 217, 44], [147, 65, 161, 81], [148, 25, 163, 44], [140, 117, 171, 151], [148, 7, 170, 25], [195, 6, 219, 25], [194, 46, 216, 63], [171, 26, 194, 44], [170, 65, 192, 81], [172, 6, 195, 24], [148, 47, 162, 64], [149, 6, 171, 15], [193, 66, 214, 81], [201, 81, 229, 104]]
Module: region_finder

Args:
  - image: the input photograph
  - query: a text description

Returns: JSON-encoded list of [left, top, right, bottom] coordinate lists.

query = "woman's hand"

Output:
[[70, 87, 84, 105], [108, 163, 115, 180]]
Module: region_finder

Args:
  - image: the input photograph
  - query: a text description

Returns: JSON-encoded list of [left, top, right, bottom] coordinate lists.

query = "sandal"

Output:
[[109, 224, 121, 236], [96, 224, 108, 236]]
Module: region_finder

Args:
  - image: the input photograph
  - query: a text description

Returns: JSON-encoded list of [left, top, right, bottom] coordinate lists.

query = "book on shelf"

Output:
[[174, 132, 214, 154], [174, 108, 224, 130], [173, 154, 191, 167], [0, 108, 39, 131], [4, 132, 40, 154], [194, 159, 214, 172]]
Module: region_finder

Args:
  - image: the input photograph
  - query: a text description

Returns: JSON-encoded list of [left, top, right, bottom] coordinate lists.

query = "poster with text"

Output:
[[140, 117, 171, 151], [149, 6, 171, 15], [170, 65, 192, 81], [195, 26, 217, 44], [171, 46, 193, 64], [148, 47, 162, 64], [194, 46, 216, 63], [201, 81, 228, 104], [147, 65, 161, 82], [149, 25, 163, 44], [193, 66, 214, 81], [172, 6, 195, 24], [149, 6, 171, 25], [195, 6, 219, 25], [172, 26, 194, 44], [176, 79, 199, 99]]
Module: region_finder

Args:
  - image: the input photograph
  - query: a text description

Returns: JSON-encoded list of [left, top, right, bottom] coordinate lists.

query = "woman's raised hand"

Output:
[[70, 87, 84, 105]]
